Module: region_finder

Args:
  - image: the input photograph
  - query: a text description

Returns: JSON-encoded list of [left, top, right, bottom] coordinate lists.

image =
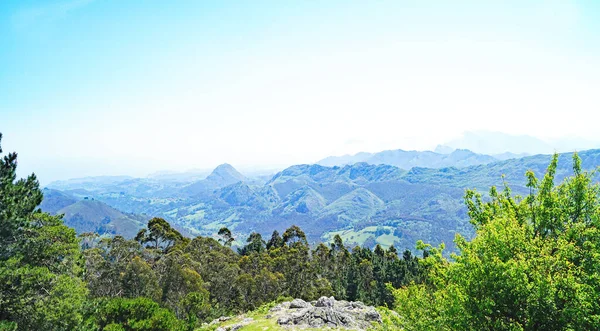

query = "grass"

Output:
[[375, 234, 397, 246], [164, 208, 179, 218], [183, 210, 205, 222], [322, 226, 400, 249]]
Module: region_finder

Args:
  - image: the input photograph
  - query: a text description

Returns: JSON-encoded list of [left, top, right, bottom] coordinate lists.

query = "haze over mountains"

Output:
[[319, 131, 599, 168], [443, 131, 599, 155], [40, 133, 600, 253], [318, 148, 499, 168]]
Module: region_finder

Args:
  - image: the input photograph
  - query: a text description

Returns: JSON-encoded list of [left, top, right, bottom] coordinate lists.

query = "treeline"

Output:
[[0, 133, 423, 330], [79, 220, 424, 328]]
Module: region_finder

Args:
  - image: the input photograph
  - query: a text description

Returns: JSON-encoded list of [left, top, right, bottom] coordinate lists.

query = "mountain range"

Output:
[[318, 148, 499, 168], [319, 131, 599, 168], [41, 147, 600, 253]]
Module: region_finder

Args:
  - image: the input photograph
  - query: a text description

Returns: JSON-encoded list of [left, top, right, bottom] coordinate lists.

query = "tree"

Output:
[[122, 256, 161, 301], [217, 227, 234, 247], [84, 236, 143, 298], [155, 250, 210, 322], [184, 236, 240, 313], [282, 225, 308, 247], [236, 253, 284, 310], [135, 217, 185, 253], [0, 133, 43, 258], [270, 226, 315, 299], [266, 230, 284, 250], [328, 234, 351, 300], [238, 232, 266, 256], [0, 133, 87, 330]]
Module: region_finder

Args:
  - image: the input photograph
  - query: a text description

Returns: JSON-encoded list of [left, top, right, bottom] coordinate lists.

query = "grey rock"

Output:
[[269, 301, 291, 312], [365, 309, 382, 322], [277, 316, 291, 325], [351, 301, 366, 309], [275, 296, 381, 330], [290, 298, 311, 309], [315, 296, 335, 308]]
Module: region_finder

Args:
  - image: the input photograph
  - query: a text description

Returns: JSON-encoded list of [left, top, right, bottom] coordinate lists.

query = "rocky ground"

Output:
[[272, 297, 382, 329], [202, 296, 383, 331]]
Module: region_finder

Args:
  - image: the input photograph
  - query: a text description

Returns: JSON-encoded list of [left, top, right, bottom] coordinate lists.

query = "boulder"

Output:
[[290, 298, 311, 309], [274, 296, 381, 330], [315, 296, 335, 308]]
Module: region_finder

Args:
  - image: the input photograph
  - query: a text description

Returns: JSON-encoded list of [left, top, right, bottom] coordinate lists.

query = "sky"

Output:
[[1, 0, 600, 184]]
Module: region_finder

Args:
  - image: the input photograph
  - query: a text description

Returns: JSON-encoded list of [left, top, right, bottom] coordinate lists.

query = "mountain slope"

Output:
[[403, 149, 600, 194], [57, 199, 145, 237], [276, 186, 327, 215], [320, 188, 385, 222], [39, 188, 78, 214]]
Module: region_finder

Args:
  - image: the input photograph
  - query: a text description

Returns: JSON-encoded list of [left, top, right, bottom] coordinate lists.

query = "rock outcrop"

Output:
[[270, 296, 382, 330]]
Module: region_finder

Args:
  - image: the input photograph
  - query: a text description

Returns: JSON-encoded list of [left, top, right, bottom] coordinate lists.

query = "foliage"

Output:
[[217, 227, 234, 247], [135, 217, 187, 253], [392, 153, 600, 330], [0, 133, 88, 330], [0, 321, 17, 331], [83, 297, 186, 331]]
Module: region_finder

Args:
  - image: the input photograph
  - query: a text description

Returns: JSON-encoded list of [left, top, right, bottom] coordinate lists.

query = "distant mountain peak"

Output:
[[434, 145, 455, 154], [448, 149, 478, 157], [213, 163, 236, 171], [200, 163, 247, 189], [207, 163, 246, 181], [182, 163, 248, 196]]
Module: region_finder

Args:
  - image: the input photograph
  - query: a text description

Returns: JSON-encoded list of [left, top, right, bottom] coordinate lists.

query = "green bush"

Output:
[[84, 297, 187, 331]]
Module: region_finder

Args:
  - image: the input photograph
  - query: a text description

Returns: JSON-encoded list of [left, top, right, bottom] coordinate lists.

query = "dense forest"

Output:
[[2, 132, 600, 330]]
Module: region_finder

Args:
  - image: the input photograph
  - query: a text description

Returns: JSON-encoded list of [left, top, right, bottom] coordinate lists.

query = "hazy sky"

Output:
[[1, 0, 600, 183]]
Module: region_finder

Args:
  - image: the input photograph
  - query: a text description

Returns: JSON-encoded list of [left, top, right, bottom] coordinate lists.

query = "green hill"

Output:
[[57, 199, 145, 238], [39, 188, 77, 214], [320, 188, 385, 223]]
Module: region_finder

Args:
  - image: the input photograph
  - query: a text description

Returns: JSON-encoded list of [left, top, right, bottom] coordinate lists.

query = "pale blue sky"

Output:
[[1, 0, 600, 183]]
